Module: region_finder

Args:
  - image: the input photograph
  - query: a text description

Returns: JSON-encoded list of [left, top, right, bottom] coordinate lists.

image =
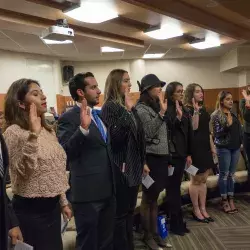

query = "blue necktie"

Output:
[[92, 109, 107, 143]]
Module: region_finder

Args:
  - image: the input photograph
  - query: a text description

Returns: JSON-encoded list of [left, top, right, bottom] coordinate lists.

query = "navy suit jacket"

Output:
[[57, 105, 115, 203], [0, 133, 19, 250]]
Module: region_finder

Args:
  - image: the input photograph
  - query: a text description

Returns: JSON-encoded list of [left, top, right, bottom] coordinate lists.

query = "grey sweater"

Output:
[[136, 103, 169, 156]]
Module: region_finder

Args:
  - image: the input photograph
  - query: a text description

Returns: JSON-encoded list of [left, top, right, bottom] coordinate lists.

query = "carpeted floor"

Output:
[[134, 194, 250, 250]]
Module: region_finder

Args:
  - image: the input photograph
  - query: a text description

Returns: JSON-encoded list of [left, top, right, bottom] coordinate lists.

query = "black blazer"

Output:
[[101, 100, 145, 187], [0, 134, 19, 250], [166, 104, 193, 159], [57, 105, 115, 203]]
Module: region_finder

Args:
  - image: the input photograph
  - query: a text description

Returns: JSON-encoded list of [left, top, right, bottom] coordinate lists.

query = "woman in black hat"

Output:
[[165, 81, 193, 236], [136, 74, 172, 249]]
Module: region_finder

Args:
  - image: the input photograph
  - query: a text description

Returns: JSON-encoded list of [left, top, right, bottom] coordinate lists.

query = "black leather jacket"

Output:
[[211, 111, 242, 147]]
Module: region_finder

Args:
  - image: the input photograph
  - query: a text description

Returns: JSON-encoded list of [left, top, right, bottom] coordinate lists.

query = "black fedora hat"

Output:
[[137, 74, 166, 93]]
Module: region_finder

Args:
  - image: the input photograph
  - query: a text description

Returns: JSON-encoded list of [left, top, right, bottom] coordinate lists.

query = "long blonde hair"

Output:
[[104, 69, 127, 106]]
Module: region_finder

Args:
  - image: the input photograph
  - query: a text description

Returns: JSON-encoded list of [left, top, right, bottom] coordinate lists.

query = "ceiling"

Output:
[[0, 0, 249, 61]]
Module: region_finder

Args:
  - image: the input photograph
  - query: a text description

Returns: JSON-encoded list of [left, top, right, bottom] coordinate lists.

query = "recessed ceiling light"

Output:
[[101, 46, 124, 53], [64, 2, 118, 23], [143, 53, 165, 59], [144, 24, 183, 40], [42, 38, 73, 45], [190, 36, 221, 49]]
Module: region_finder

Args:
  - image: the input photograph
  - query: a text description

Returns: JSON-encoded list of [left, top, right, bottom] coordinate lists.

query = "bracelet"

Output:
[[193, 110, 199, 115], [29, 131, 39, 139]]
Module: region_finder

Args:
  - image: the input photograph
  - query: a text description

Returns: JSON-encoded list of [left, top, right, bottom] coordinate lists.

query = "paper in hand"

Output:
[[142, 175, 155, 189], [185, 164, 199, 176], [168, 166, 175, 176], [61, 216, 69, 235]]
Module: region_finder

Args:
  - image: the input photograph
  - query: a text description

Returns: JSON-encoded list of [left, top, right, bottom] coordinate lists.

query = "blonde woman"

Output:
[[211, 91, 242, 213], [184, 83, 215, 223], [101, 69, 145, 250], [4, 78, 71, 250]]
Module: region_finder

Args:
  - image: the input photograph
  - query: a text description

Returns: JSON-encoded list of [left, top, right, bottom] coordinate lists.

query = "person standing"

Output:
[[0, 131, 23, 250], [184, 83, 215, 223], [165, 82, 193, 236], [240, 87, 250, 183], [211, 91, 242, 214], [101, 69, 145, 250], [3, 78, 71, 250], [136, 74, 172, 250], [57, 72, 115, 250]]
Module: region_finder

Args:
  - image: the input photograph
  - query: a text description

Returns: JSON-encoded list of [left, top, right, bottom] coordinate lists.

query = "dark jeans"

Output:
[[243, 133, 250, 176], [167, 157, 186, 216], [114, 174, 139, 250], [12, 195, 62, 250], [72, 196, 115, 250], [217, 147, 240, 197]]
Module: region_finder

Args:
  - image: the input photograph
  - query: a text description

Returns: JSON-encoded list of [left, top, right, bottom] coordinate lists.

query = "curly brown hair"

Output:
[[183, 83, 204, 106]]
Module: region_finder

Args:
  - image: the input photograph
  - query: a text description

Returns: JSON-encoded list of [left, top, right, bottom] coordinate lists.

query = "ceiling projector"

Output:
[[41, 19, 74, 41]]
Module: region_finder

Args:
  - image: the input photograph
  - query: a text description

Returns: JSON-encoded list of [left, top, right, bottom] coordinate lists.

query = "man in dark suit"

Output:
[[0, 133, 23, 250], [57, 72, 115, 250]]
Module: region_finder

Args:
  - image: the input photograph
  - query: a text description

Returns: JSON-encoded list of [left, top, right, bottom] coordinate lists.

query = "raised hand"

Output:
[[80, 98, 91, 130], [29, 103, 42, 135], [192, 98, 200, 111], [227, 112, 233, 126], [158, 92, 167, 115], [176, 100, 183, 120], [125, 88, 134, 111], [242, 89, 250, 101]]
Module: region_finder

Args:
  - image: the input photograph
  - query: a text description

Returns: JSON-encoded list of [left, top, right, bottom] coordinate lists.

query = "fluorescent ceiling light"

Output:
[[64, 2, 118, 23], [144, 24, 183, 40], [143, 53, 165, 59], [101, 46, 124, 53], [42, 39, 73, 45], [190, 36, 221, 49]]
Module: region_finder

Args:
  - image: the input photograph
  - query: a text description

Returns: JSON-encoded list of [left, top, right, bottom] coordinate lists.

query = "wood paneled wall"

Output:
[[0, 87, 246, 114], [0, 94, 5, 112], [57, 88, 245, 115]]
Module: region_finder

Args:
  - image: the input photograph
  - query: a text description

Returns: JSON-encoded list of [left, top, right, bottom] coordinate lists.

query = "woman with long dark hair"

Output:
[[136, 74, 172, 249], [184, 83, 215, 223], [3, 78, 71, 250], [101, 69, 145, 250], [165, 81, 193, 236], [211, 91, 242, 213]]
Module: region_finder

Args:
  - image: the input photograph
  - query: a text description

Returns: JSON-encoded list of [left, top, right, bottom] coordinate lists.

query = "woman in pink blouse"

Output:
[[3, 78, 71, 250]]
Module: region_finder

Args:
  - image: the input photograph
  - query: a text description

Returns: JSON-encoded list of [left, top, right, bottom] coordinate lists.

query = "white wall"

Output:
[[0, 50, 240, 108], [0, 50, 62, 108], [62, 57, 239, 96]]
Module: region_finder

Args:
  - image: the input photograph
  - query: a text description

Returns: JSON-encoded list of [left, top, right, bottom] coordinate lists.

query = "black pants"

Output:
[[12, 195, 62, 250], [167, 157, 186, 216], [243, 133, 250, 176], [72, 196, 115, 250], [114, 175, 139, 250]]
